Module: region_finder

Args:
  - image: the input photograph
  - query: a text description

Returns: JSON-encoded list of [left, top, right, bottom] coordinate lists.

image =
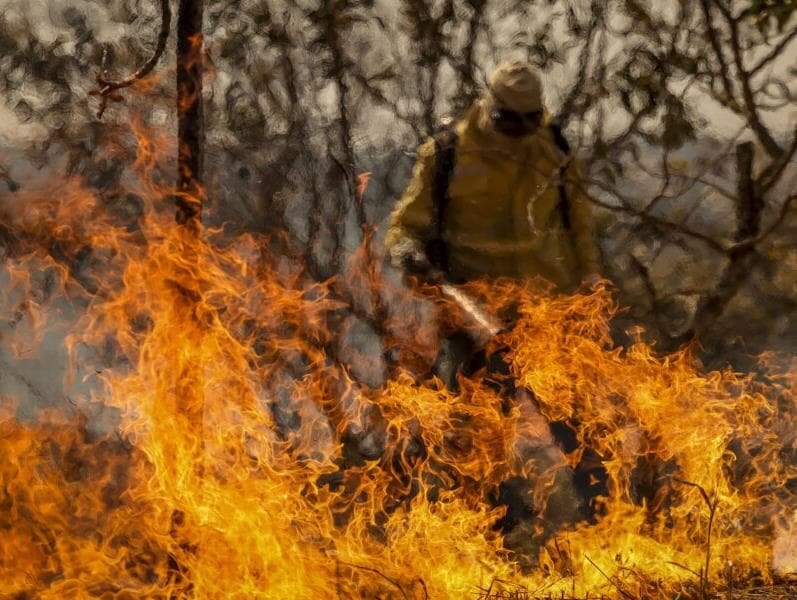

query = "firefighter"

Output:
[[385, 60, 602, 568], [385, 60, 601, 288]]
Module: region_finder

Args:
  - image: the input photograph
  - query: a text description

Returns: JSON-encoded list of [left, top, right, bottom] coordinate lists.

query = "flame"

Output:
[[356, 172, 371, 203], [0, 121, 794, 598]]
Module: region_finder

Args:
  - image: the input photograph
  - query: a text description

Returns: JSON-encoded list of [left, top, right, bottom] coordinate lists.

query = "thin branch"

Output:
[[671, 476, 719, 599], [556, 0, 601, 124], [715, 0, 784, 157], [699, 0, 736, 105], [582, 178, 729, 254], [692, 176, 737, 203], [417, 577, 429, 600], [641, 145, 675, 215], [671, 476, 711, 512], [584, 554, 635, 600], [350, 69, 423, 139], [760, 128, 797, 193], [89, 0, 172, 118], [750, 27, 797, 78], [755, 81, 796, 111], [630, 254, 660, 311], [337, 560, 409, 599], [450, 0, 486, 111], [667, 560, 702, 579]]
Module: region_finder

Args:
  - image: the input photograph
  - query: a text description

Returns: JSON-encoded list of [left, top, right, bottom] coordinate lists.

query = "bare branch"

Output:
[[89, 0, 172, 119], [630, 254, 661, 324], [583, 178, 729, 254], [750, 27, 797, 78], [417, 578, 429, 600], [715, 0, 784, 157], [671, 476, 711, 506], [699, 0, 737, 105], [667, 560, 702, 579], [449, 0, 487, 112], [556, 0, 601, 124], [336, 561, 409, 599], [760, 128, 797, 193]]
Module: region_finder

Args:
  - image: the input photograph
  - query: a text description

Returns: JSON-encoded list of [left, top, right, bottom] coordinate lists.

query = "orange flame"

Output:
[[0, 120, 794, 598], [356, 171, 371, 202]]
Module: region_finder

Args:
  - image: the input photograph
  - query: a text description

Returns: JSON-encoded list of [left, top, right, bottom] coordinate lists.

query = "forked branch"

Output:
[[89, 0, 172, 118]]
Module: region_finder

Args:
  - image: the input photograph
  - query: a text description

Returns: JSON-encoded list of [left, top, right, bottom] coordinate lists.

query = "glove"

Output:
[[402, 249, 433, 277]]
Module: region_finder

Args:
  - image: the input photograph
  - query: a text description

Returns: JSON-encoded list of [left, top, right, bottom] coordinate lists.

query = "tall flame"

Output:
[[1, 121, 794, 598]]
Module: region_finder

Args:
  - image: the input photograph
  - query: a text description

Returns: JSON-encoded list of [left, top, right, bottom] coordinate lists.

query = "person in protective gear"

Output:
[[385, 60, 601, 289], [385, 60, 603, 568]]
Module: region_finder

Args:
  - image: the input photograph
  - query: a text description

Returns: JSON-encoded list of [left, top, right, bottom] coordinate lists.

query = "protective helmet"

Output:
[[488, 60, 544, 113], [486, 61, 545, 137]]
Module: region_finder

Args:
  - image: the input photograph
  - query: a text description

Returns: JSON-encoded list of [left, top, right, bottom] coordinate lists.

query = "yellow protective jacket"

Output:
[[385, 101, 601, 291]]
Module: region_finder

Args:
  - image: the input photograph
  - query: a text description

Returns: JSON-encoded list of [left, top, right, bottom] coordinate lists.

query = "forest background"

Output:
[[0, 0, 795, 415]]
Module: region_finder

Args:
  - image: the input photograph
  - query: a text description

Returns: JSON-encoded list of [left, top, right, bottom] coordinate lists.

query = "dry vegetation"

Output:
[[0, 1, 795, 598], [1, 0, 795, 361]]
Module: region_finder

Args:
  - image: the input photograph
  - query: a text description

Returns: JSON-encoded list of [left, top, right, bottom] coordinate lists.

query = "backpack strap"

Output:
[[550, 122, 572, 231], [426, 126, 458, 273]]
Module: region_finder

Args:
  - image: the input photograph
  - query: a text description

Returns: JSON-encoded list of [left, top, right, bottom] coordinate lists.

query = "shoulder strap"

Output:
[[550, 122, 572, 231], [432, 127, 458, 240], [550, 122, 571, 155], [426, 126, 458, 272]]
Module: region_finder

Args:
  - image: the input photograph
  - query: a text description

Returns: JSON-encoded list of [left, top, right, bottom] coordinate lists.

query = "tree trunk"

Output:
[[175, 0, 205, 227], [169, 3, 206, 581], [689, 142, 762, 343]]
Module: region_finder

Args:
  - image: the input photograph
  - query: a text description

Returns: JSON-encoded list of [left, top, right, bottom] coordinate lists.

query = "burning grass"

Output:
[[0, 123, 795, 598]]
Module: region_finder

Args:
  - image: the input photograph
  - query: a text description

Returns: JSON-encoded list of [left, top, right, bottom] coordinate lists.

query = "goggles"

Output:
[[489, 108, 543, 137]]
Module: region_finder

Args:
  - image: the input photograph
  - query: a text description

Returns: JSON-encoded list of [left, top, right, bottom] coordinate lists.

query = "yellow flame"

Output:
[[0, 121, 794, 598]]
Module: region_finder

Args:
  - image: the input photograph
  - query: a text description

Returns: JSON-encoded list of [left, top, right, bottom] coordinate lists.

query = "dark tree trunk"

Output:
[[734, 142, 762, 242], [168, 6, 207, 583], [689, 142, 763, 343], [175, 0, 205, 227]]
